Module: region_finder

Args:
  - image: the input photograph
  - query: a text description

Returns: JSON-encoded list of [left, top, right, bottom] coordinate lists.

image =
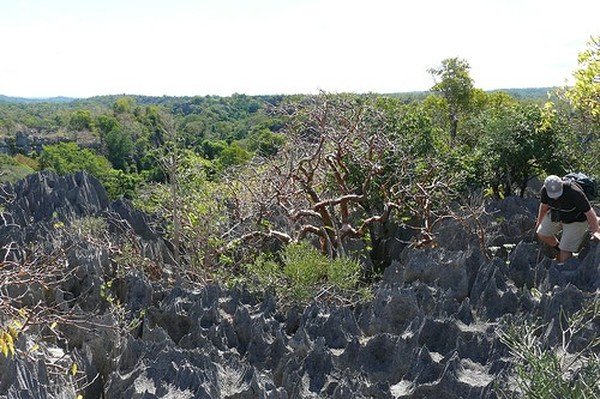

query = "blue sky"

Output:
[[1, 0, 598, 98]]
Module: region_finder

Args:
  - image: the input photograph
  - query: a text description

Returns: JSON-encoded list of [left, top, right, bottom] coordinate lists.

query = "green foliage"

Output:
[[103, 169, 144, 199], [567, 35, 600, 122], [133, 150, 227, 269], [558, 36, 600, 177], [429, 57, 474, 107], [200, 139, 254, 169], [101, 127, 134, 171], [216, 142, 252, 169], [428, 57, 475, 140], [68, 109, 93, 131], [201, 139, 228, 160], [39, 142, 141, 199], [376, 97, 442, 157], [113, 97, 136, 114], [246, 128, 286, 156], [174, 94, 280, 144], [0, 102, 73, 132], [141, 105, 167, 147], [489, 87, 555, 102], [246, 242, 362, 303], [39, 142, 112, 176], [96, 114, 119, 135], [327, 255, 362, 290], [93, 107, 144, 189], [245, 253, 282, 290], [13, 153, 40, 170], [0, 154, 35, 183], [475, 102, 570, 197], [282, 242, 329, 297]]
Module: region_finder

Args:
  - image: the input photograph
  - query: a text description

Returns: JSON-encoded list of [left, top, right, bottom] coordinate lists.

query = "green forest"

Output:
[[0, 37, 598, 298]]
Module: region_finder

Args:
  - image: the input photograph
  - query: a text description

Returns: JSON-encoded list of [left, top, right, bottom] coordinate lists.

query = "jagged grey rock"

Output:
[[395, 247, 471, 300], [1, 175, 598, 399]]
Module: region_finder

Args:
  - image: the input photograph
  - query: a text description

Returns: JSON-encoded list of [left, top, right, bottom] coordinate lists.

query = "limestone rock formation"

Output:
[[0, 172, 598, 398]]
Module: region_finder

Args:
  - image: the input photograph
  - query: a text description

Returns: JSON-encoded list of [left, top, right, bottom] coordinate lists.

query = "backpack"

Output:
[[563, 172, 597, 202]]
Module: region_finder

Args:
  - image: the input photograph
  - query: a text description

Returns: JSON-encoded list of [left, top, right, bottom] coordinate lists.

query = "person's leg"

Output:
[[538, 234, 559, 247], [536, 214, 561, 249], [558, 221, 589, 263], [557, 249, 572, 263]]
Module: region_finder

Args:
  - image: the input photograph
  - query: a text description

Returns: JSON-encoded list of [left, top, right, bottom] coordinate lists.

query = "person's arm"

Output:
[[535, 203, 550, 230], [584, 208, 600, 241]]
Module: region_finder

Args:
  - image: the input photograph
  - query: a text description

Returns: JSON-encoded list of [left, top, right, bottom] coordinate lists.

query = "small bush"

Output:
[[282, 242, 329, 294], [328, 256, 361, 290], [248, 253, 283, 291], [246, 241, 364, 304]]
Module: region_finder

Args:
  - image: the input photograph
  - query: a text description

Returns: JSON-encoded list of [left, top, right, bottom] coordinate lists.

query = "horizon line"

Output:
[[0, 86, 563, 102]]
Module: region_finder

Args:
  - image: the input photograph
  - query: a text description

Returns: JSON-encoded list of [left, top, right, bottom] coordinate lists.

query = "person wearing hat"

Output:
[[535, 175, 600, 262]]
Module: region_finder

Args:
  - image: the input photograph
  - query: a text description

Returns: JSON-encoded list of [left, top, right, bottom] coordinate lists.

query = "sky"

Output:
[[1, 0, 598, 98]]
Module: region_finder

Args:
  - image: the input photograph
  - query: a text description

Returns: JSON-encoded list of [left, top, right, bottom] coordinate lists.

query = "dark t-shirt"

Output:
[[541, 182, 591, 223]]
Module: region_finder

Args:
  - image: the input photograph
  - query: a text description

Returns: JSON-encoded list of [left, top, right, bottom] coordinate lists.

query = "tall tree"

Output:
[[567, 35, 600, 122], [561, 35, 600, 176], [225, 93, 457, 263], [428, 57, 474, 141]]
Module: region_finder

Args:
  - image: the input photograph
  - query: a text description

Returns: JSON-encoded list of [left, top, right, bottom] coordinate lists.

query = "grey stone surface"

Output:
[[1, 174, 598, 399]]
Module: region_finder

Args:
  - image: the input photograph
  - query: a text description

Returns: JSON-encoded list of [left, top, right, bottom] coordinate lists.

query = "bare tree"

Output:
[[223, 93, 458, 259], [153, 113, 185, 268]]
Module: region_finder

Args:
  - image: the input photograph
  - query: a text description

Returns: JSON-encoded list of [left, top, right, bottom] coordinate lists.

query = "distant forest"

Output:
[[387, 87, 557, 102], [0, 87, 556, 105]]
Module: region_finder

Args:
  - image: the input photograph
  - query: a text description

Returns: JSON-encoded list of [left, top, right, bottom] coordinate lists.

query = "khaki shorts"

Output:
[[536, 214, 589, 253]]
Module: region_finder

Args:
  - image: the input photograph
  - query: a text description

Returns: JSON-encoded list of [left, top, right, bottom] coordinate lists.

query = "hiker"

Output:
[[535, 175, 600, 262]]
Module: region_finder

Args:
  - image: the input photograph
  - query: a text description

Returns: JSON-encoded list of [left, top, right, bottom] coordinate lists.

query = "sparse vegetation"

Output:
[[498, 299, 600, 398], [0, 154, 34, 183]]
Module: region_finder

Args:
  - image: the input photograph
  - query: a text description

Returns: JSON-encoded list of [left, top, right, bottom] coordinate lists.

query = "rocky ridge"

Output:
[[0, 171, 598, 398]]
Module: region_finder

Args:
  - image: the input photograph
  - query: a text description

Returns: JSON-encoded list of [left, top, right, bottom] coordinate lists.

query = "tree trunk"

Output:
[[450, 114, 458, 142], [519, 176, 529, 197]]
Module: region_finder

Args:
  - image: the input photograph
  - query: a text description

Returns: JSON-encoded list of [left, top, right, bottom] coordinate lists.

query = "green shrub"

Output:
[[102, 169, 143, 200], [68, 109, 93, 131], [39, 142, 142, 199], [216, 142, 252, 170], [247, 253, 283, 292], [328, 256, 361, 290], [246, 242, 363, 303], [282, 243, 329, 300], [39, 142, 112, 176]]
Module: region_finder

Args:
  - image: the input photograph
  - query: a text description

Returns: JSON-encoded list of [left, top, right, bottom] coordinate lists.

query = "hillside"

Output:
[[0, 94, 76, 104], [0, 87, 558, 105], [385, 87, 557, 102]]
